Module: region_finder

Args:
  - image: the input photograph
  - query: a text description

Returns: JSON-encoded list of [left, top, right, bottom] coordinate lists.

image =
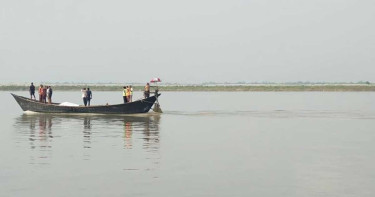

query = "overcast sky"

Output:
[[0, 0, 374, 84]]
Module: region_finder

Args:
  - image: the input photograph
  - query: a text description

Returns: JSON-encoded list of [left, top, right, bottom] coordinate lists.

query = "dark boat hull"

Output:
[[11, 93, 159, 114]]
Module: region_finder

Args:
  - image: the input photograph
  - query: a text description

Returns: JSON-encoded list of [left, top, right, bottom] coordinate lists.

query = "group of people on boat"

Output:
[[81, 88, 93, 106], [123, 83, 152, 104], [28, 82, 155, 106], [29, 82, 53, 104], [121, 83, 152, 104], [123, 86, 133, 103]]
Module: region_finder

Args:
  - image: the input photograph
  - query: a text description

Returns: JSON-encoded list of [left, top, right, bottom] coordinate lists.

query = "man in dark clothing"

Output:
[[86, 88, 92, 106], [29, 82, 36, 99], [47, 86, 53, 104]]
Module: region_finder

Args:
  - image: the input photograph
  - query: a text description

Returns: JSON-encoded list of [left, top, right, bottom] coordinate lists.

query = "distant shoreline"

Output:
[[1, 85, 375, 92]]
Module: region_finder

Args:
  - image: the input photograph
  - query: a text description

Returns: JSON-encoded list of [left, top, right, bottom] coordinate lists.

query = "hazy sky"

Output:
[[1, 0, 374, 84]]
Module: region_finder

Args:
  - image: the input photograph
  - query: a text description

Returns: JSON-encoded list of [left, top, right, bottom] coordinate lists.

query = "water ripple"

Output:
[[163, 110, 375, 119]]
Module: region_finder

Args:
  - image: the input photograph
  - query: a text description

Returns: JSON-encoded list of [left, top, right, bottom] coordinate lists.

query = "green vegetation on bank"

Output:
[[1, 85, 375, 92]]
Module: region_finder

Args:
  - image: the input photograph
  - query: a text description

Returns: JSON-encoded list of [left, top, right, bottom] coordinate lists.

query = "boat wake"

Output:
[[163, 110, 375, 119]]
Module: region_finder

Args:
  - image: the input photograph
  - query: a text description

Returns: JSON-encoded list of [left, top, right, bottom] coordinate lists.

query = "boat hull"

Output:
[[11, 93, 159, 114]]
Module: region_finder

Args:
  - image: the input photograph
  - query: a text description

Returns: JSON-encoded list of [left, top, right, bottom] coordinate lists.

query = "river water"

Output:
[[1, 91, 375, 197]]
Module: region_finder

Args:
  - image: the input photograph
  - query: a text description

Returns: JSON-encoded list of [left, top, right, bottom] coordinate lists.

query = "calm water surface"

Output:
[[1, 91, 375, 197]]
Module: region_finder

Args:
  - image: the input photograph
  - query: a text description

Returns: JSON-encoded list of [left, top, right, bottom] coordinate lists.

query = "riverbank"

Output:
[[1, 84, 375, 92]]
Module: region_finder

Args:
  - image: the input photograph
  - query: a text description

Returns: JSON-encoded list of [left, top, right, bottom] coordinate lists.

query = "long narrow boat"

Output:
[[11, 93, 160, 114]]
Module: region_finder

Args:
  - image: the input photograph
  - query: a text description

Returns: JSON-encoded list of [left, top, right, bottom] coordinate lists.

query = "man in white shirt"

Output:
[[81, 88, 88, 106]]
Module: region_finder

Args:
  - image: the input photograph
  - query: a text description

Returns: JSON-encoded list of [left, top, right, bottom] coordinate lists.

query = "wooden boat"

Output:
[[11, 93, 160, 114]]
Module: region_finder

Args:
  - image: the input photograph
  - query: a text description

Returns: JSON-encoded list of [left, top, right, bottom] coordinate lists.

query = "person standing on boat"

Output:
[[122, 86, 127, 103], [81, 88, 88, 106], [86, 88, 92, 106], [29, 82, 36, 99], [129, 85, 133, 102], [42, 85, 47, 103], [144, 83, 150, 98], [47, 86, 53, 104], [126, 86, 131, 103], [38, 85, 43, 102]]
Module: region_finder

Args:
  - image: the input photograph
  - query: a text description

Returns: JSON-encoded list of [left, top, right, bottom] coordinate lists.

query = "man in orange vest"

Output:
[[38, 85, 43, 102]]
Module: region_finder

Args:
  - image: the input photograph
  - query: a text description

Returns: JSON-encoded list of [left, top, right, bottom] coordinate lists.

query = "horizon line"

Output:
[[0, 81, 372, 85]]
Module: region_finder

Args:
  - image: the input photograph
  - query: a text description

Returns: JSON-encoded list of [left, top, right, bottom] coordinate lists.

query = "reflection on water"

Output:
[[14, 113, 161, 164], [25, 114, 53, 148], [83, 117, 91, 149], [14, 114, 55, 164], [123, 115, 160, 150], [5, 91, 375, 197], [124, 121, 132, 149]]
